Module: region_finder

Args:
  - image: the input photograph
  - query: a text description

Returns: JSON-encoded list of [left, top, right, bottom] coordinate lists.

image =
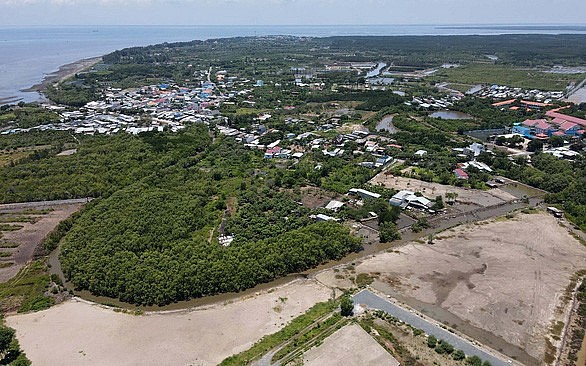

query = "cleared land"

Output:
[[6, 280, 330, 366], [330, 212, 586, 363], [431, 64, 586, 91], [0, 200, 85, 282], [371, 172, 517, 208], [303, 323, 399, 366]]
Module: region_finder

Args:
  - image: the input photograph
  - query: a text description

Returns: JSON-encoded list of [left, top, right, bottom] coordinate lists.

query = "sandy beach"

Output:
[[21, 57, 102, 94]]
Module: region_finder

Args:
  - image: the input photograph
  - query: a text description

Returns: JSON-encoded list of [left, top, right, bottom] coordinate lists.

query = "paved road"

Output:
[[353, 290, 513, 366]]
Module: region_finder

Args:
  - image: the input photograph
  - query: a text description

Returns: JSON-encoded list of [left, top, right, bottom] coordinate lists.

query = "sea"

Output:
[[1, 24, 585, 104]]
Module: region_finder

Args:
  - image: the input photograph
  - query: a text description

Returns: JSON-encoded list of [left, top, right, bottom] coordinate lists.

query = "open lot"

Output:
[[303, 323, 399, 366], [6, 280, 331, 366], [371, 172, 517, 209], [0, 199, 86, 282], [330, 212, 586, 364]]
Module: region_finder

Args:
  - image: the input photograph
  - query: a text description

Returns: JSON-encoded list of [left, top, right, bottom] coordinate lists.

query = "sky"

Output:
[[0, 0, 585, 26]]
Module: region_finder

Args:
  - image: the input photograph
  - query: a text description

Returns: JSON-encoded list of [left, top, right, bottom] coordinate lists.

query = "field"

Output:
[[322, 212, 586, 364], [432, 64, 586, 91], [6, 280, 331, 366], [303, 323, 400, 366], [371, 172, 517, 208], [0, 200, 86, 283]]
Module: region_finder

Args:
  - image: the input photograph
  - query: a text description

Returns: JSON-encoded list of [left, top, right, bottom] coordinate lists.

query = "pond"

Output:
[[430, 110, 474, 120], [376, 115, 398, 133], [366, 62, 387, 78]]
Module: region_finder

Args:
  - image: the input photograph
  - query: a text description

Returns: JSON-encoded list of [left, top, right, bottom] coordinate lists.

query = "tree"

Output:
[[432, 195, 444, 210], [466, 355, 483, 366], [453, 349, 466, 360], [340, 295, 354, 316], [379, 222, 400, 243], [0, 327, 14, 354], [548, 135, 565, 148], [436, 340, 454, 354], [427, 335, 437, 348], [527, 139, 543, 152]]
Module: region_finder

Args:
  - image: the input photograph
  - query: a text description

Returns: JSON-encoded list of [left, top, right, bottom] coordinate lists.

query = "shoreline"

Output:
[[21, 56, 103, 94]]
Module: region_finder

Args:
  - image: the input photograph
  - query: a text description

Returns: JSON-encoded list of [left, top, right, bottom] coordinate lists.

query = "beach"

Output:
[[22, 57, 102, 94]]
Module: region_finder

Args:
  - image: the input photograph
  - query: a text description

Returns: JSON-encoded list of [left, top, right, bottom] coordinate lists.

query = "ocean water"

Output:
[[1, 24, 585, 104]]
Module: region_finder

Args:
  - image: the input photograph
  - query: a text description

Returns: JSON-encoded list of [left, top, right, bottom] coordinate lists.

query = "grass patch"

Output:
[[0, 259, 54, 313], [355, 273, 374, 288], [272, 313, 345, 362], [0, 215, 38, 224], [0, 242, 19, 248], [0, 224, 23, 232], [432, 63, 586, 91], [220, 300, 338, 366]]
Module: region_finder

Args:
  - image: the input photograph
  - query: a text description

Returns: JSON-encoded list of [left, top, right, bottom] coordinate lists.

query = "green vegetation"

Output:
[[0, 260, 54, 313], [565, 277, 586, 364], [271, 313, 346, 362], [340, 294, 353, 316], [0, 322, 31, 365], [0, 105, 60, 129], [220, 300, 338, 366], [433, 64, 586, 91]]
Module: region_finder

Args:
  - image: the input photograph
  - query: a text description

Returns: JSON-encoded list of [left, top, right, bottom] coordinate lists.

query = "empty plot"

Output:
[[353, 212, 586, 362], [303, 323, 399, 366], [7, 280, 330, 366], [370, 173, 516, 207]]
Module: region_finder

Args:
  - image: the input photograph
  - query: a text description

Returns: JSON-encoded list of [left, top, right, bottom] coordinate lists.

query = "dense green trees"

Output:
[[340, 294, 354, 316]]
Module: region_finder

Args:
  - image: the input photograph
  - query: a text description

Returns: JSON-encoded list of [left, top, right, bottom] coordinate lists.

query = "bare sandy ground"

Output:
[[6, 280, 331, 366], [370, 173, 516, 207], [331, 212, 586, 362], [303, 323, 400, 366]]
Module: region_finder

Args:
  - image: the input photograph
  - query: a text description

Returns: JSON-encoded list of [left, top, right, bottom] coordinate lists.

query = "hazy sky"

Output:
[[0, 0, 585, 26]]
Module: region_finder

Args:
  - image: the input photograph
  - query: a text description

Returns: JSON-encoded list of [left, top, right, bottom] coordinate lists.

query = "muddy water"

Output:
[[372, 280, 539, 365]]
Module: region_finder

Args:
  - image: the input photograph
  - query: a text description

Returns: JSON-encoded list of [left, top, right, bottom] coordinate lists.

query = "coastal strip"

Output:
[[21, 56, 103, 93]]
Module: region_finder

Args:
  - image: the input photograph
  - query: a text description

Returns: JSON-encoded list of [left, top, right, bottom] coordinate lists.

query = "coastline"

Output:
[[21, 56, 103, 94]]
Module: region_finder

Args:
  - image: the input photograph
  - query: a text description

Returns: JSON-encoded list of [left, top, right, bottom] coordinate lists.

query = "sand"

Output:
[[23, 57, 102, 93], [370, 172, 517, 207], [6, 280, 331, 366], [341, 212, 586, 362], [303, 323, 400, 366]]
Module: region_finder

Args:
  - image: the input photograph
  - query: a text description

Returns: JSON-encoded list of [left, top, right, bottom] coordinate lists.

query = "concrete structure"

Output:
[[349, 188, 381, 200], [389, 190, 432, 210]]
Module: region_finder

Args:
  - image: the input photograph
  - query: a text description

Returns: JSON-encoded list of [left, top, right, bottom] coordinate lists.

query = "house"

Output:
[[348, 188, 381, 200], [264, 146, 281, 158], [454, 168, 469, 179], [546, 108, 586, 127], [310, 214, 339, 222], [463, 143, 485, 157], [414, 149, 427, 157], [522, 119, 555, 136], [512, 124, 532, 138], [325, 200, 345, 212], [389, 190, 433, 210], [559, 121, 580, 136]]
